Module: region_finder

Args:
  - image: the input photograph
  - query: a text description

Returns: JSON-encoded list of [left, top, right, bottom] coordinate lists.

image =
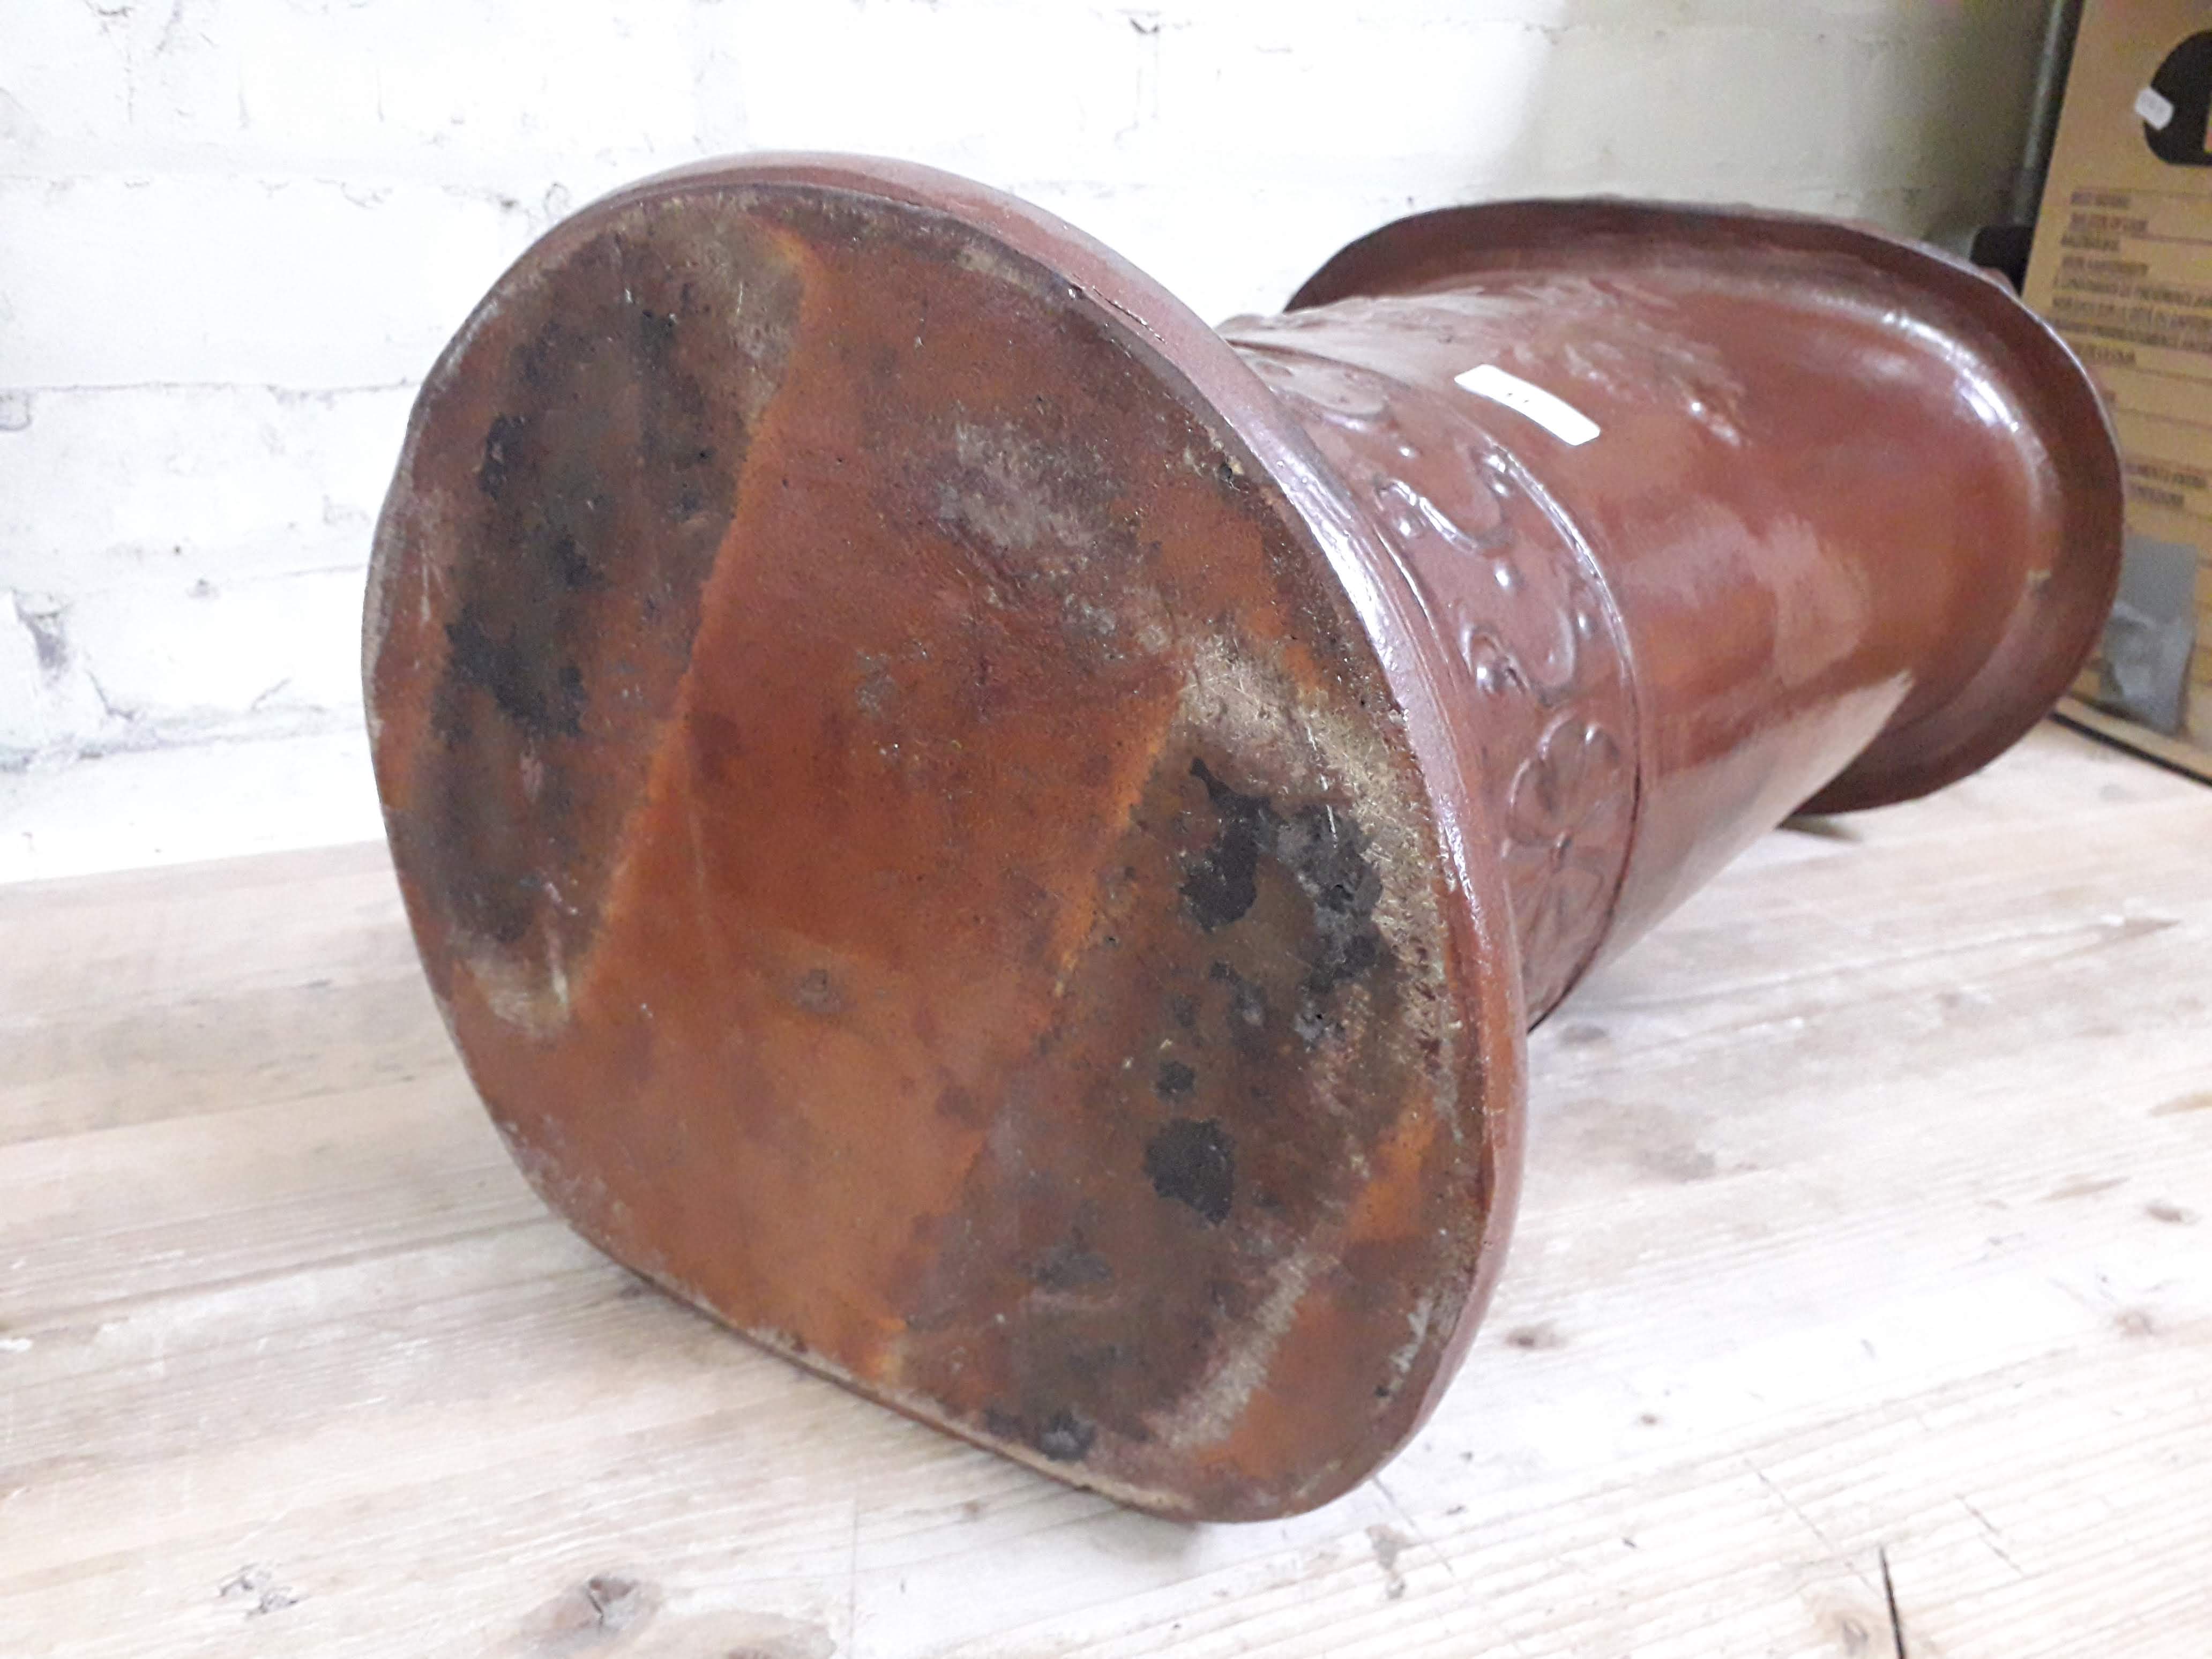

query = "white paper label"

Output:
[[2136, 84, 2177, 131], [1453, 363, 1601, 446]]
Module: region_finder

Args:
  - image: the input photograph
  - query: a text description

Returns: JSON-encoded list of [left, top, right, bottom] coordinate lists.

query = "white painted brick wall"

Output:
[[0, 0, 2051, 879]]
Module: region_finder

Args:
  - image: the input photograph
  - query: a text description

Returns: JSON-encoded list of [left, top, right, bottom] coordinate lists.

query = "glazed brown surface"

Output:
[[1218, 323, 1639, 1019], [1288, 202, 2122, 955], [369, 169, 1506, 1520], [367, 160, 2120, 1520]]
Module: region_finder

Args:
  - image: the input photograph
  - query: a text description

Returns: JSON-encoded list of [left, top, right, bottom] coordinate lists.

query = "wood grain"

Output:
[[3, 722, 2208, 1657]]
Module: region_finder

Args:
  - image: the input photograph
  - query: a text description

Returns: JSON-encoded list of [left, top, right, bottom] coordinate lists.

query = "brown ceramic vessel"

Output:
[[364, 156, 2121, 1520]]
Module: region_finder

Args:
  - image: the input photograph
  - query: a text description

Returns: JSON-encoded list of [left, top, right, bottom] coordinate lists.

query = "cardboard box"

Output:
[[2022, 0, 2212, 774]]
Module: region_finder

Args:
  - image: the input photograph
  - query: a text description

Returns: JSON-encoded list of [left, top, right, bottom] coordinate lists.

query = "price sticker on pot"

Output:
[[1454, 363, 1601, 446]]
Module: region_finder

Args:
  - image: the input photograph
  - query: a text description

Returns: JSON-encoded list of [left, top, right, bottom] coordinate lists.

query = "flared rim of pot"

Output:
[[364, 153, 1529, 1521], [1287, 197, 2126, 816]]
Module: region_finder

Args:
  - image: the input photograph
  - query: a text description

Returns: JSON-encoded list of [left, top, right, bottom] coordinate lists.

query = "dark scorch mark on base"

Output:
[[983, 1404, 1098, 1463], [1033, 1233, 1114, 1291], [442, 601, 586, 742], [1144, 1118, 1236, 1224], [1034, 1409, 1097, 1462], [1182, 759, 1268, 928], [395, 210, 799, 989], [1180, 757, 1388, 992]]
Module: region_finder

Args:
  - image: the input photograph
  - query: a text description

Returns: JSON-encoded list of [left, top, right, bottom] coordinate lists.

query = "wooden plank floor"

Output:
[[4, 721, 2209, 1658]]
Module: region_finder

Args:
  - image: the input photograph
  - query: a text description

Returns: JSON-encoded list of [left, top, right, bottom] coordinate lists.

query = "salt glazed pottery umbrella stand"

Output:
[[364, 156, 2121, 1521]]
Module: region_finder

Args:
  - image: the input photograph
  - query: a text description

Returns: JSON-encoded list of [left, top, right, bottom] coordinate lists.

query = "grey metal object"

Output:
[[2099, 532, 2201, 735], [2012, 0, 2087, 225]]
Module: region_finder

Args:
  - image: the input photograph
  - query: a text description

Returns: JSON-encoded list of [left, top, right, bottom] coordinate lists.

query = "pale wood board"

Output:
[[2057, 698, 2212, 787], [3, 721, 2209, 1658]]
